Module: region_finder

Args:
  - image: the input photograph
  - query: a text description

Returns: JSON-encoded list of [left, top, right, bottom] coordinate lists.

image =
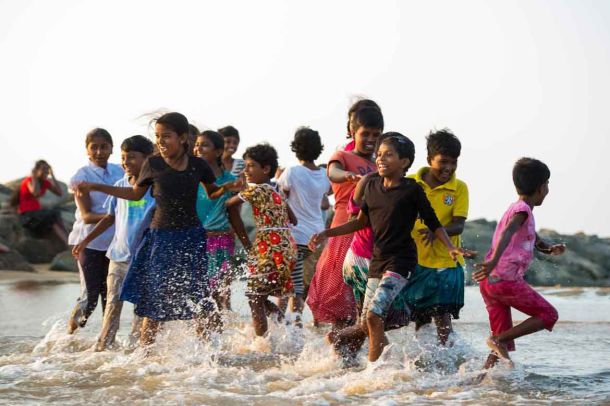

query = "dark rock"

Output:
[[462, 218, 610, 287], [50, 250, 78, 272], [0, 237, 34, 271], [15, 236, 67, 264], [0, 212, 24, 247]]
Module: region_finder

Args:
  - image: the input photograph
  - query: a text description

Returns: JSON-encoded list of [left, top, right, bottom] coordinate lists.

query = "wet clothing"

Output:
[[121, 225, 211, 321], [137, 155, 215, 229], [239, 183, 296, 297], [361, 174, 441, 279], [307, 150, 375, 324], [480, 277, 558, 351], [69, 248, 110, 328]]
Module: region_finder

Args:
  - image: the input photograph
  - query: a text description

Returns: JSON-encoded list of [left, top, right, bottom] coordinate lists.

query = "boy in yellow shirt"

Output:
[[406, 129, 469, 345]]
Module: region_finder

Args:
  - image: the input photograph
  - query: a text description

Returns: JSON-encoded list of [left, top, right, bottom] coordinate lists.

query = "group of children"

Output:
[[64, 100, 566, 369]]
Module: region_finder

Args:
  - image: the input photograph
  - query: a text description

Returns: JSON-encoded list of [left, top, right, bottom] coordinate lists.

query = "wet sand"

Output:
[[0, 264, 79, 285]]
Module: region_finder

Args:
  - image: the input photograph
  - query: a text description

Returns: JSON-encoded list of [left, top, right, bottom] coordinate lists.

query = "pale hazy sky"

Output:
[[1, 0, 609, 236]]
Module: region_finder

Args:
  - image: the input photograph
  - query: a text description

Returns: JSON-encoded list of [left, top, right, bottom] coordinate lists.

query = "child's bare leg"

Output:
[[327, 318, 354, 344], [488, 316, 545, 363], [434, 313, 453, 345], [248, 296, 269, 336], [333, 322, 367, 362], [366, 311, 388, 362], [278, 296, 289, 313], [264, 299, 285, 322], [140, 317, 160, 346], [484, 353, 499, 369]]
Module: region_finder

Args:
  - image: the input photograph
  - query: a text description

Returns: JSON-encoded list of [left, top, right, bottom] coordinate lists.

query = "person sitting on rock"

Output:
[[16, 160, 68, 244]]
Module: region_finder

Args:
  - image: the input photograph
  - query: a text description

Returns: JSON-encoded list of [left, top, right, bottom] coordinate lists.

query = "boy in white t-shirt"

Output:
[[277, 127, 331, 322], [72, 135, 155, 351]]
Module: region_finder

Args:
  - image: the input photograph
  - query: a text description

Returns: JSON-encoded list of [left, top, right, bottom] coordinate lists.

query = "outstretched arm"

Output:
[[535, 233, 566, 255], [327, 161, 361, 184], [473, 212, 527, 281], [77, 182, 148, 201], [309, 211, 368, 250], [419, 216, 466, 246]]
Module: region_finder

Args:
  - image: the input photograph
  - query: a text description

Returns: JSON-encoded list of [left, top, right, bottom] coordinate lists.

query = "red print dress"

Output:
[[239, 183, 297, 297]]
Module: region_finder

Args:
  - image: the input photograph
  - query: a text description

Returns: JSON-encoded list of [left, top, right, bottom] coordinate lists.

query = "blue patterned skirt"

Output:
[[120, 225, 212, 321]]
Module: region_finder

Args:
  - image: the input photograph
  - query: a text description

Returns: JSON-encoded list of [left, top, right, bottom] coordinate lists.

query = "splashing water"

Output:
[[1, 282, 610, 405]]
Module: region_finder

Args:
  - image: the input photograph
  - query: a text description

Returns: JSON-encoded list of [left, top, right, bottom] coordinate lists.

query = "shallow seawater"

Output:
[[1, 281, 609, 405]]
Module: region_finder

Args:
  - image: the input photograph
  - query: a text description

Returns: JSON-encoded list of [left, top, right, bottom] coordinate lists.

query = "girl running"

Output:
[[76, 112, 239, 345]]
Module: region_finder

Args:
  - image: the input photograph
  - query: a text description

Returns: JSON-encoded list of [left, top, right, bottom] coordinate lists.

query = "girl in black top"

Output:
[[78, 112, 240, 346], [310, 133, 473, 363]]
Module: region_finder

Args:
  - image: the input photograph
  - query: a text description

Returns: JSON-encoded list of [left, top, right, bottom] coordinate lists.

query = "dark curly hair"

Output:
[[218, 125, 240, 141], [513, 157, 550, 196], [243, 143, 278, 179], [375, 132, 415, 173], [347, 99, 381, 136], [291, 127, 324, 162], [121, 135, 154, 156], [426, 128, 461, 159], [351, 106, 384, 134]]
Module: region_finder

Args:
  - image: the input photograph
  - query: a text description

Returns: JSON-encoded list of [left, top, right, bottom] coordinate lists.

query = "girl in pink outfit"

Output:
[[474, 158, 566, 369]]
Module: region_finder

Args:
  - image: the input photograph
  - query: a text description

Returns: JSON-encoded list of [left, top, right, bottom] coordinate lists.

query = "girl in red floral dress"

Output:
[[227, 143, 297, 336]]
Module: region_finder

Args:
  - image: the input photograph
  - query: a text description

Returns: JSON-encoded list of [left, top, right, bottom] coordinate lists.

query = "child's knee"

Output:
[[541, 306, 559, 330], [366, 310, 382, 327]]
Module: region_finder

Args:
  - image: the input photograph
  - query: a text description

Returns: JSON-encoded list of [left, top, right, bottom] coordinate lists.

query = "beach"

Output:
[[1, 267, 609, 405]]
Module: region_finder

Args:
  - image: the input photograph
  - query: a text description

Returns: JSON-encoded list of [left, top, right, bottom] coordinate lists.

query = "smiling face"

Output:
[[376, 142, 410, 179], [223, 136, 240, 159], [120, 150, 147, 178], [86, 135, 112, 168], [193, 135, 222, 166], [427, 154, 458, 185], [243, 157, 270, 184], [155, 123, 187, 159], [354, 126, 381, 157]]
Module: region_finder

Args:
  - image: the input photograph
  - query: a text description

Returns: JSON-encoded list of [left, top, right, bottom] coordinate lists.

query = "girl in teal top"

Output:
[[194, 131, 251, 315]]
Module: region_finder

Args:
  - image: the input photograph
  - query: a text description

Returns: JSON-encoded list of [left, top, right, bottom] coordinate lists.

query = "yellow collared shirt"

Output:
[[408, 167, 469, 268]]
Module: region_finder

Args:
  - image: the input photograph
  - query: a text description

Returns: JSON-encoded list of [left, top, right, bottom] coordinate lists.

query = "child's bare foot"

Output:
[[486, 336, 513, 367], [325, 330, 338, 345], [67, 318, 78, 334]]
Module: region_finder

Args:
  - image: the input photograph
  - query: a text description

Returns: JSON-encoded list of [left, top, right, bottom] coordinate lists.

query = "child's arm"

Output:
[[308, 211, 368, 250], [419, 216, 467, 245], [76, 182, 148, 201], [225, 194, 244, 208], [535, 233, 566, 255], [71, 214, 116, 257], [432, 226, 475, 261], [227, 205, 251, 250], [286, 204, 298, 226], [352, 174, 374, 206], [327, 161, 361, 184], [473, 212, 528, 281], [47, 166, 63, 196], [75, 191, 107, 224]]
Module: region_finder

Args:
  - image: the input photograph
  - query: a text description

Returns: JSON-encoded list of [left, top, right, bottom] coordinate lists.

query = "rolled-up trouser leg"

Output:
[[97, 261, 129, 349], [69, 248, 109, 328]]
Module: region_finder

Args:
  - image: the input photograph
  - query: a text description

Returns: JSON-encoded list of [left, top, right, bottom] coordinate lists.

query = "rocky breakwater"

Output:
[[462, 218, 610, 287], [0, 179, 77, 272]]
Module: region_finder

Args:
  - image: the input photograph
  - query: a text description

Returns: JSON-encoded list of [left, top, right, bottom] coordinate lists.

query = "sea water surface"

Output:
[[1, 279, 609, 405]]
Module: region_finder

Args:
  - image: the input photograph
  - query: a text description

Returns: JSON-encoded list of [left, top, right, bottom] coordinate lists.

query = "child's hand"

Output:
[[448, 247, 477, 262], [418, 228, 436, 246], [308, 232, 327, 251], [72, 242, 86, 259], [227, 177, 245, 193], [548, 243, 566, 255], [473, 260, 496, 282], [344, 172, 361, 183]]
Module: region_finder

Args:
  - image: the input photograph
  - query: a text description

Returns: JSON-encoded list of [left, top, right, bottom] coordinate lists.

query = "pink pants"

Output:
[[479, 277, 558, 351]]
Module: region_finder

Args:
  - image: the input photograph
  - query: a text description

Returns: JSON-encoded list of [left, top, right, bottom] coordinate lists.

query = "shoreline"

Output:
[[0, 264, 79, 284]]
